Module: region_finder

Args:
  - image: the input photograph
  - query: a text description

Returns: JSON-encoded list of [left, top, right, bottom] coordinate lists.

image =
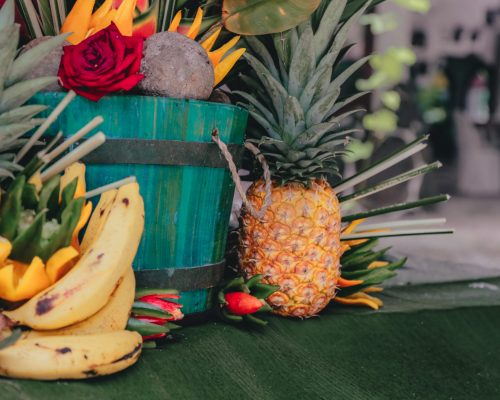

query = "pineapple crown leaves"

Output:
[[217, 275, 279, 326], [237, 0, 373, 185], [0, 0, 69, 179]]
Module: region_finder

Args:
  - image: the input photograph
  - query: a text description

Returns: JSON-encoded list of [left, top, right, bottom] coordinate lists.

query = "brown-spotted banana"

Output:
[[0, 330, 142, 380], [24, 267, 135, 338], [5, 183, 144, 330], [80, 188, 118, 253]]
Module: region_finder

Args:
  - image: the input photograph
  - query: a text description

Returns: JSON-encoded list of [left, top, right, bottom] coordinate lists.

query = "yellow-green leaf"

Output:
[[381, 91, 401, 111], [222, 0, 321, 35], [363, 109, 398, 134]]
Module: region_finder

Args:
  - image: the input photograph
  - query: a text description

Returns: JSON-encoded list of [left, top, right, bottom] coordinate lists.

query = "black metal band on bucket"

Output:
[[134, 260, 226, 291], [80, 138, 244, 168]]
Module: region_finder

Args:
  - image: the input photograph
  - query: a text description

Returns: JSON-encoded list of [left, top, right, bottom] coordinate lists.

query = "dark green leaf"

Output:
[[0, 176, 25, 240]]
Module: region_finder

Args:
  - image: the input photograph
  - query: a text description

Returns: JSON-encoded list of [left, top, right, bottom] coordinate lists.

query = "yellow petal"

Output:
[[334, 295, 380, 310], [60, 0, 96, 44], [90, 0, 113, 28], [72, 202, 93, 250], [0, 264, 17, 300], [209, 35, 240, 67], [200, 27, 222, 51], [46, 247, 80, 284], [168, 10, 182, 32], [367, 261, 389, 270], [61, 162, 86, 199], [28, 171, 42, 192], [0, 237, 12, 265], [349, 291, 384, 307], [214, 47, 246, 86], [92, 8, 117, 35], [114, 0, 137, 36], [342, 219, 366, 235], [12, 257, 50, 301], [186, 7, 203, 39]]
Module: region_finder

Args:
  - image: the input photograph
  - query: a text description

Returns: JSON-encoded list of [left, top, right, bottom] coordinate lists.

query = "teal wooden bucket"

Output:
[[32, 93, 248, 315]]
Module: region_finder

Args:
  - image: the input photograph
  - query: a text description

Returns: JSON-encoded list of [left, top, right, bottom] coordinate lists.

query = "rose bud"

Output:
[[224, 292, 264, 316]]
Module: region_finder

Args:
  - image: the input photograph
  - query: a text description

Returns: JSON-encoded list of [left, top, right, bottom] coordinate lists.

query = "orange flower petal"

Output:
[[61, 0, 96, 44], [46, 247, 80, 284], [168, 10, 182, 32], [200, 27, 221, 51], [186, 7, 203, 39], [11, 257, 50, 302]]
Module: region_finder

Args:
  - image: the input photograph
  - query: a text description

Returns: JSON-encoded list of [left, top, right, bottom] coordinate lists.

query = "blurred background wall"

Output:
[[354, 0, 500, 283]]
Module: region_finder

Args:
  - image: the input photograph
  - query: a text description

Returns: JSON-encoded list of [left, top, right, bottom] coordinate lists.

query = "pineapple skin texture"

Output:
[[239, 179, 341, 317]]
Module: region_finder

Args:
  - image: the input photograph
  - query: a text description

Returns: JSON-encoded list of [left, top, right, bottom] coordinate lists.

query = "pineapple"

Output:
[[0, 0, 66, 181], [237, 0, 372, 317]]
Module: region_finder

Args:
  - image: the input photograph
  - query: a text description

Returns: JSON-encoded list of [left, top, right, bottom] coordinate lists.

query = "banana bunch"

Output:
[[0, 182, 145, 380]]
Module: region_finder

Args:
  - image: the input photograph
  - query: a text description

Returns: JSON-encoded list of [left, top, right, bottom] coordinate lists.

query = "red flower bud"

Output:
[[138, 294, 184, 322], [224, 292, 264, 316]]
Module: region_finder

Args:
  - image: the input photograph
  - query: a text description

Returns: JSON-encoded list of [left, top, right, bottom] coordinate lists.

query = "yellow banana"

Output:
[[0, 330, 142, 380], [80, 188, 118, 253], [5, 183, 144, 330], [24, 267, 135, 338]]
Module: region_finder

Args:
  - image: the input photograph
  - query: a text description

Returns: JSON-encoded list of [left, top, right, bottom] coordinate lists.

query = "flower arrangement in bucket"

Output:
[[0, 0, 457, 382]]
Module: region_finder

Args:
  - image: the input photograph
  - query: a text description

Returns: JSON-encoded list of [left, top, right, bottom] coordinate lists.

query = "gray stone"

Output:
[[22, 36, 65, 92], [137, 32, 214, 100]]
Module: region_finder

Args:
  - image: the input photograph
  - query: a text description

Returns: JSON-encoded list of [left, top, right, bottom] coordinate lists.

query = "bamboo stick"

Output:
[[16, 90, 76, 162], [40, 132, 105, 181], [44, 116, 104, 162], [84, 177, 137, 199]]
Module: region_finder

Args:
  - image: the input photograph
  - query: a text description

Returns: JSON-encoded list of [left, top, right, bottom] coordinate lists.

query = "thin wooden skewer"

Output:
[[16, 90, 76, 162], [44, 116, 104, 162], [41, 132, 106, 182], [84, 177, 137, 199]]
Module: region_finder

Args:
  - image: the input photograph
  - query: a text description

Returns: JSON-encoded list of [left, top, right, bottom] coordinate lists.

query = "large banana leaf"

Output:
[[222, 0, 321, 35]]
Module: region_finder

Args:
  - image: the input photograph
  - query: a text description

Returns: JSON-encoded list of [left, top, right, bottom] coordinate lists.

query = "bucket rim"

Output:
[[35, 91, 249, 114]]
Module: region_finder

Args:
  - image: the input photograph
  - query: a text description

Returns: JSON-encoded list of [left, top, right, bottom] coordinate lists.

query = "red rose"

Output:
[[58, 23, 144, 101]]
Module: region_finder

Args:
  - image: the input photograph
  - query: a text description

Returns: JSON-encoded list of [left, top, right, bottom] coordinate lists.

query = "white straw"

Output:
[[45, 116, 104, 162], [84, 177, 137, 199], [16, 90, 77, 162], [334, 142, 427, 193], [41, 132, 106, 181]]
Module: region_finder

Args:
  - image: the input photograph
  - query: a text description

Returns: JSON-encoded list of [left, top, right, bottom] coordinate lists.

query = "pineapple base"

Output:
[[239, 179, 341, 318]]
